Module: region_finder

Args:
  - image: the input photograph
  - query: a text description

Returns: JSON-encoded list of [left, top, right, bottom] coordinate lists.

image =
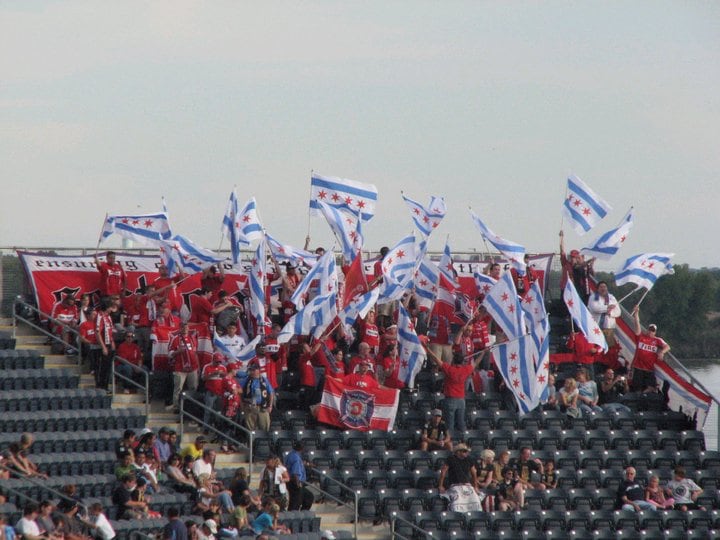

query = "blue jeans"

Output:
[[217, 491, 235, 512], [623, 500, 656, 512], [443, 397, 466, 432], [602, 402, 632, 414]]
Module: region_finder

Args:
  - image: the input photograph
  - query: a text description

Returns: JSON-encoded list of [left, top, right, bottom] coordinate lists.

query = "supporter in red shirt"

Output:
[[153, 264, 185, 315], [471, 308, 492, 352], [128, 285, 159, 368], [341, 360, 378, 390], [116, 330, 144, 393], [379, 324, 398, 353], [357, 310, 380, 354], [167, 323, 200, 412], [94, 251, 126, 298], [50, 294, 79, 353], [222, 362, 242, 418], [630, 305, 670, 392], [278, 262, 302, 323], [202, 353, 228, 425], [559, 230, 595, 303], [379, 343, 404, 389], [348, 342, 375, 374], [567, 331, 601, 378], [95, 299, 117, 392], [79, 307, 100, 374], [299, 342, 321, 409], [151, 302, 181, 336], [201, 265, 225, 303], [427, 347, 487, 432], [453, 322, 475, 363]]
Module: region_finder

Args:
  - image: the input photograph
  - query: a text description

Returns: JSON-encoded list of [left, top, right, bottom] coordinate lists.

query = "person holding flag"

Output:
[[630, 305, 670, 392], [560, 230, 595, 303], [95, 251, 126, 299], [426, 346, 487, 432]]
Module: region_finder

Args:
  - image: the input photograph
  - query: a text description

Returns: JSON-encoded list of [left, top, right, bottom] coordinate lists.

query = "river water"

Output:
[[685, 359, 719, 451]]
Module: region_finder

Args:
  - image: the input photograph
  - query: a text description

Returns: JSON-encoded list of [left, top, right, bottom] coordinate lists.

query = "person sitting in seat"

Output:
[[496, 467, 524, 511], [419, 409, 453, 451], [665, 467, 704, 511], [438, 443, 482, 512], [618, 467, 656, 512]]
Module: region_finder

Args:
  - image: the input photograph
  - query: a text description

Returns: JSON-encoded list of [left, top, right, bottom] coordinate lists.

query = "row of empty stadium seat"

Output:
[[32, 451, 117, 476], [0, 429, 123, 454], [0, 408, 145, 432], [0, 349, 44, 369], [0, 388, 112, 412], [1, 474, 118, 503], [0, 368, 78, 390], [0, 331, 16, 350], [389, 508, 720, 539]]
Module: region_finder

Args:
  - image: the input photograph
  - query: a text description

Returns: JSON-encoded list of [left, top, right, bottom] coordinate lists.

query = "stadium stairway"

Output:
[[0, 316, 377, 539]]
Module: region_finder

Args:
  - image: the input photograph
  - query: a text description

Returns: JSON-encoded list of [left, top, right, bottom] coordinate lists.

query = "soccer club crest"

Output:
[[339, 389, 375, 430]]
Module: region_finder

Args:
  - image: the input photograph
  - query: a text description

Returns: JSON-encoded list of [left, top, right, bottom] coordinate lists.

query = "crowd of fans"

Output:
[[7, 233, 689, 537]]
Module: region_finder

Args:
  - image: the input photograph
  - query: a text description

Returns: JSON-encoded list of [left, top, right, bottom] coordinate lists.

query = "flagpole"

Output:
[[306, 169, 314, 242], [635, 288, 651, 307], [617, 286, 642, 304], [95, 213, 108, 257]]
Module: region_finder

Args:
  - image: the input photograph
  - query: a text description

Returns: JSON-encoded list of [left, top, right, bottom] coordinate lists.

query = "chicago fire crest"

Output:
[[339, 389, 375, 429]]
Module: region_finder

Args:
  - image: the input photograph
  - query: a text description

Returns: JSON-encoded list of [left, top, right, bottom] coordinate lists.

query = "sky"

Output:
[[1, 1, 719, 269]]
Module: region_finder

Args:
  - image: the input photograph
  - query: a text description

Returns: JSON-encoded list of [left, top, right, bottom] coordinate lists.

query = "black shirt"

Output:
[[618, 479, 645, 503], [423, 420, 448, 442], [445, 454, 474, 486]]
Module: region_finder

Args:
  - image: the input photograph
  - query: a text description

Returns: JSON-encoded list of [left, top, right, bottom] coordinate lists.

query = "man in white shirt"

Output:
[[15, 503, 43, 540], [587, 281, 621, 347], [192, 449, 216, 484]]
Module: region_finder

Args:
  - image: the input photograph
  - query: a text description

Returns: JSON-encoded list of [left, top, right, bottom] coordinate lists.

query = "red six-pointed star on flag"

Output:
[[510, 365, 518, 375], [331, 193, 340, 202], [593, 327, 601, 335], [251, 258, 257, 266], [510, 352, 518, 360], [122, 218, 129, 224], [243, 215, 251, 222], [401, 360, 408, 368], [573, 199, 582, 207], [318, 190, 327, 199], [144, 219, 154, 228], [537, 374, 546, 383], [132, 219, 140, 225], [507, 305, 515, 313], [356, 200, 365, 209], [396, 250, 405, 259], [256, 270, 263, 278], [413, 208, 421, 215], [419, 279, 428, 287], [582, 207, 591, 216], [423, 216, 430, 223], [432, 222, 439, 228], [512, 379, 521, 388], [567, 299, 574, 308], [501, 293, 509, 302], [344, 196, 353, 205]]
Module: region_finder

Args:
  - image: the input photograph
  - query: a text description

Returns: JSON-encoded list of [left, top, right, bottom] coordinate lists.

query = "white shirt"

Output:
[[16, 517, 41, 537], [587, 292, 621, 329], [192, 458, 213, 479], [218, 333, 246, 357], [90, 512, 116, 540]]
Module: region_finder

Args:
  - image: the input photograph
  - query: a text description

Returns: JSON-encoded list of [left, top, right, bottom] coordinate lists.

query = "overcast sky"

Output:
[[1, 1, 718, 269]]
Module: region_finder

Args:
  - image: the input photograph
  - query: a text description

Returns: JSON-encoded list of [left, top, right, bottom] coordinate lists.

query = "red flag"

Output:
[[317, 377, 399, 431], [342, 250, 369, 307]]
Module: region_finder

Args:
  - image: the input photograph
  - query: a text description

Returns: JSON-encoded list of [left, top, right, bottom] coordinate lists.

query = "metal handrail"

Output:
[[13, 297, 81, 361], [0, 462, 89, 517], [111, 355, 150, 416], [390, 512, 433, 539], [309, 468, 359, 539], [179, 393, 254, 483]]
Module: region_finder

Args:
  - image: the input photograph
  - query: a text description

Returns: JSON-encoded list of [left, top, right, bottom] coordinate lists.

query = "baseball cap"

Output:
[[227, 362, 240, 371], [431, 409, 443, 417], [648, 324, 657, 331], [203, 520, 218, 534], [570, 249, 580, 257], [454, 443, 469, 452]]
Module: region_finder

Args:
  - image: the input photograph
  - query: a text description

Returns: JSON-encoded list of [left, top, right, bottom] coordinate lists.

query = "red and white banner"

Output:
[[317, 377, 399, 432], [17, 250, 249, 319], [614, 309, 712, 429]]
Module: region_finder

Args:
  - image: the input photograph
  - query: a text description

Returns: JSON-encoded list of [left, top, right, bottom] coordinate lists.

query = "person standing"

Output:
[[167, 323, 200, 413], [285, 441, 315, 511], [587, 281, 621, 347], [629, 305, 670, 392], [95, 251, 126, 300], [96, 299, 117, 392]]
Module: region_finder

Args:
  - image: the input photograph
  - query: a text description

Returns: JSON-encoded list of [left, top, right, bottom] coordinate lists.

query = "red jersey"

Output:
[[348, 355, 375, 374], [453, 335, 475, 360], [168, 331, 199, 373], [633, 334, 668, 371], [97, 261, 125, 296], [123, 296, 142, 328], [96, 312, 115, 348], [153, 276, 183, 312], [440, 362, 473, 399], [79, 320, 97, 345], [152, 315, 181, 336], [51, 302, 79, 329], [222, 374, 242, 417], [342, 372, 378, 390], [201, 274, 224, 302], [202, 363, 227, 396], [299, 353, 316, 387], [381, 355, 405, 389], [190, 296, 214, 325], [116, 341, 143, 367], [358, 321, 380, 351], [568, 332, 600, 366]]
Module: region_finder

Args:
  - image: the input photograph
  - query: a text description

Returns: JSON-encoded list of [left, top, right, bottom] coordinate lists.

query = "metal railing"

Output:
[[13, 297, 80, 361], [178, 393, 255, 482], [390, 511, 433, 539], [309, 469, 359, 539], [111, 355, 150, 416], [0, 462, 89, 517]]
